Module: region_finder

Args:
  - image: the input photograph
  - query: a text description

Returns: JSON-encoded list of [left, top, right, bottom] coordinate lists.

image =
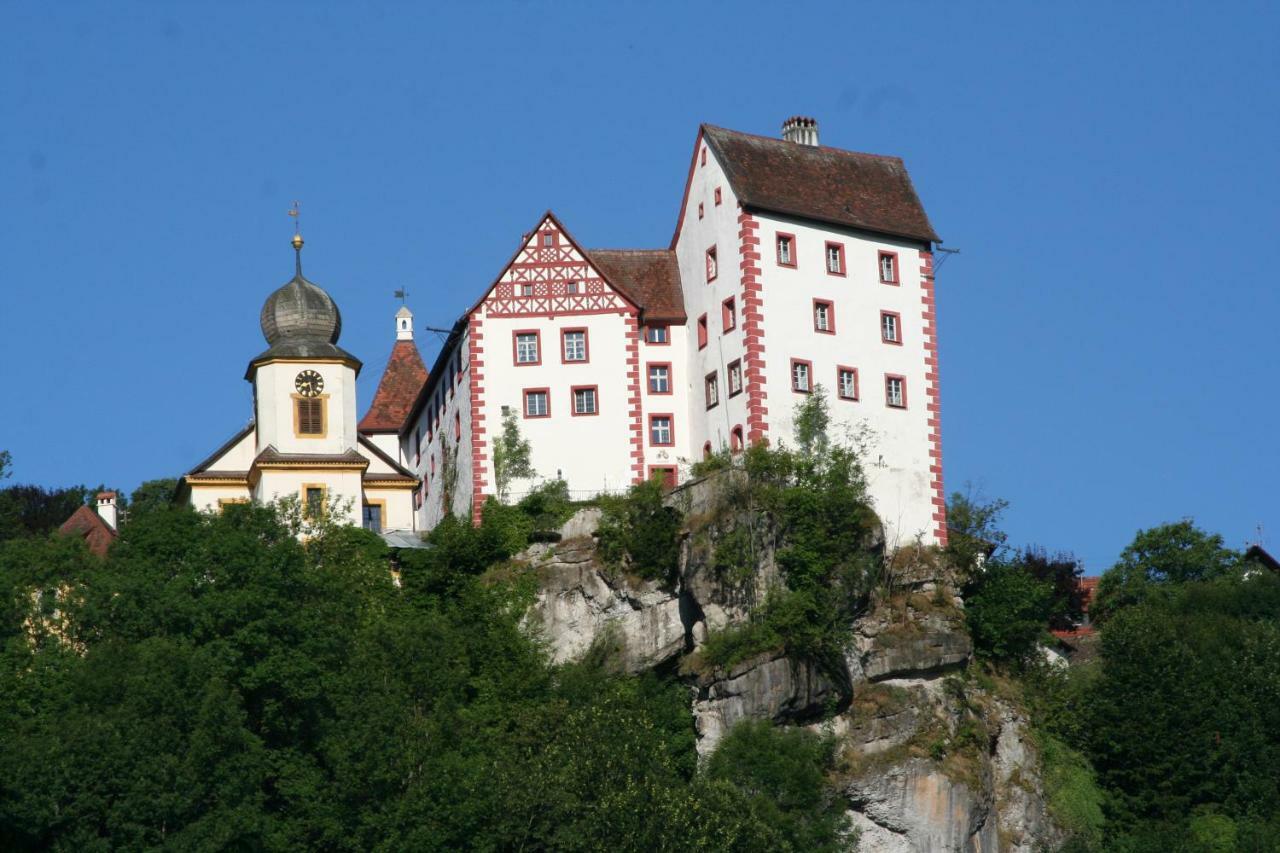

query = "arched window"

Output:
[[731, 426, 744, 453], [703, 441, 712, 460]]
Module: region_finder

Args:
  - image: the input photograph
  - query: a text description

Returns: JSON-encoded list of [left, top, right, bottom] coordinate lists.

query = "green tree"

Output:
[[945, 488, 1009, 579], [492, 407, 536, 501], [1092, 520, 1240, 621], [964, 560, 1055, 663], [127, 477, 179, 518], [0, 450, 10, 480], [0, 484, 91, 543], [792, 384, 830, 458]]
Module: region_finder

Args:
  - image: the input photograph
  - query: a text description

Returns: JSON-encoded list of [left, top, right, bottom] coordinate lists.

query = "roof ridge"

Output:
[[702, 123, 905, 163]]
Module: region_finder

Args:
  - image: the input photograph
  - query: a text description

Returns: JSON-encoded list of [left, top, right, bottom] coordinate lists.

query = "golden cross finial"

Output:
[[288, 201, 304, 273]]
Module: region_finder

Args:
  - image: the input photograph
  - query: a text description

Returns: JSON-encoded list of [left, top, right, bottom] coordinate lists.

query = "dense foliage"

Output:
[[0, 498, 845, 851]]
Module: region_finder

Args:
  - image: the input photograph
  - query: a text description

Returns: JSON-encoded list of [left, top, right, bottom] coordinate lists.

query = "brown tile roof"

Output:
[[587, 249, 686, 323], [253, 447, 368, 467], [58, 505, 116, 557], [359, 340, 428, 433], [702, 124, 939, 244]]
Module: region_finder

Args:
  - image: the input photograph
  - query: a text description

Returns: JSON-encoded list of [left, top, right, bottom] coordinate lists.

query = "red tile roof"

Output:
[[359, 340, 428, 433], [702, 124, 939, 244], [58, 505, 116, 557], [587, 249, 686, 323]]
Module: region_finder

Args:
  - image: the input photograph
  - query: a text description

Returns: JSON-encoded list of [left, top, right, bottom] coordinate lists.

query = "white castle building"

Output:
[[181, 117, 946, 548]]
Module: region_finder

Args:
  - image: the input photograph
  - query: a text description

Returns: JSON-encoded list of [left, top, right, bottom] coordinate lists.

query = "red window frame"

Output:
[[646, 362, 673, 395], [702, 441, 713, 460], [697, 314, 708, 350], [722, 296, 736, 332], [570, 384, 600, 417], [706, 246, 718, 282], [714, 187, 722, 205], [560, 327, 590, 363], [812, 299, 835, 335], [705, 371, 719, 410], [731, 425, 745, 453], [880, 311, 903, 346], [519, 283, 535, 298], [540, 230, 558, 248], [879, 250, 900, 285], [776, 232, 797, 268], [836, 366, 859, 401], [522, 387, 551, 419], [648, 413, 675, 447], [727, 358, 743, 398], [825, 241, 846, 277], [644, 324, 670, 345], [885, 374, 908, 409], [790, 358, 814, 394], [512, 329, 542, 366]]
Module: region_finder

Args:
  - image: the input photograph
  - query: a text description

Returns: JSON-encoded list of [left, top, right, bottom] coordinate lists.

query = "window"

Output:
[[791, 359, 813, 393], [572, 386, 598, 416], [776, 233, 796, 267], [701, 147, 707, 167], [514, 331, 540, 365], [295, 397, 325, 436], [705, 372, 719, 409], [454, 411, 461, 439], [826, 242, 845, 276], [879, 251, 899, 284], [698, 202, 704, 220], [731, 425, 745, 452], [714, 187, 722, 205], [647, 363, 671, 394], [706, 246, 718, 282], [727, 359, 743, 397], [565, 280, 579, 295], [813, 299, 834, 334], [304, 486, 325, 519], [541, 231, 555, 247], [722, 297, 736, 332], [837, 366, 859, 400], [362, 503, 383, 533], [649, 414, 673, 446], [562, 328, 588, 363], [645, 325, 669, 344], [703, 441, 713, 460], [520, 283, 534, 297], [524, 388, 550, 418], [881, 311, 902, 345], [885, 375, 907, 408], [697, 314, 708, 349]]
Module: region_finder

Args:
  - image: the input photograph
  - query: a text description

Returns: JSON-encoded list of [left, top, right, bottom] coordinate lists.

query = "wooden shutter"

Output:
[[297, 398, 323, 435]]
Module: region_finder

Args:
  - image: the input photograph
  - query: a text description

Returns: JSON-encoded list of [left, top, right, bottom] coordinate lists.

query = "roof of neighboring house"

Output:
[[359, 340, 429, 433], [357, 434, 417, 479], [1051, 577, 1101, 642], [701, 124, 939, 244], [58, 506, 116, 557], [587, 249, 686, 323], [1246, 545, 1280, 573]]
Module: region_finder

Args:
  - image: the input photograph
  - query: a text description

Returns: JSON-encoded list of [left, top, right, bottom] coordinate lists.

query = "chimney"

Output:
[[781, 116, 820, 147], [96, 491, 118, 530]]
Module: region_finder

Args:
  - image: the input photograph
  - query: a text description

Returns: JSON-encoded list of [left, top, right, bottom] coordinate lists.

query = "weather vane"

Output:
[[288, 200, 301, 235], [394, 288, 409, 304]]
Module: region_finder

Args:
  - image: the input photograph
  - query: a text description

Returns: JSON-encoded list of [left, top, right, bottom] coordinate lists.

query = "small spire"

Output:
[[288, 200, 303, 276]]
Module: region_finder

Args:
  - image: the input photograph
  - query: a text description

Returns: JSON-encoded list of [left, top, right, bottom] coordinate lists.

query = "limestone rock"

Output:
[[844, 759, 997, 853], [854, 605, 971, 681], [524, 537, 685, 673], [692, 652, 844, 757]]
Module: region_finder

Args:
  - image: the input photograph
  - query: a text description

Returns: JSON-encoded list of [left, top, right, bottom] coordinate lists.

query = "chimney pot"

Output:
[[95, 492, 118, 530], [781, 116, 820, 147]]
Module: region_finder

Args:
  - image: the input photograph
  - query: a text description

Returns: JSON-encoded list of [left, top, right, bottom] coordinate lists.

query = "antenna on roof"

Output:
[[934, 245, 960, 271]]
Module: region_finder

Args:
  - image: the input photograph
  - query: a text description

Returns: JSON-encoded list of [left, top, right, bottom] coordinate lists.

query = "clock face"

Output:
[[295, 369, 324, 398]]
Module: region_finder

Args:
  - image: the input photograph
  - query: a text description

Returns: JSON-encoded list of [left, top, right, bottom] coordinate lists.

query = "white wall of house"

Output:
[[406, 331, 475, 530], [753, 211, 937, 546], [362, 486, 416, 532], [254, 468, 364, 526], [672, 139, 748, 465], [188, 484, 250, 513]]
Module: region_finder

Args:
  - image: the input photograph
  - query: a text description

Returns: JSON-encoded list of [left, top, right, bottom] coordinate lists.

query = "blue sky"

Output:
[[2, 2, 1276, 572]]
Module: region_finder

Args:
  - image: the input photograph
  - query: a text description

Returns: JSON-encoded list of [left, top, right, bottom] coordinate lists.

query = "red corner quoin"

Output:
[[920, 249, 946, 546], [737, 210, 769, 445]]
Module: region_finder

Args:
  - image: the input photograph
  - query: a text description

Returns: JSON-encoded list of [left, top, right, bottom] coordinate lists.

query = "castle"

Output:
[[180, 117, 946, 548]]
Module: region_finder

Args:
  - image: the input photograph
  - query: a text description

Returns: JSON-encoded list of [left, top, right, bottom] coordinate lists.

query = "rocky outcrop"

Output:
[[691, 651, 845, 756], [521, 514, 685, 673], [845, 759, 997, 853], [853, 606, 973, 682]]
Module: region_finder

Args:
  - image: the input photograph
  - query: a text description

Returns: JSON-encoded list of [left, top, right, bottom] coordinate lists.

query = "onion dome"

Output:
[[245, 233, 361, 378]]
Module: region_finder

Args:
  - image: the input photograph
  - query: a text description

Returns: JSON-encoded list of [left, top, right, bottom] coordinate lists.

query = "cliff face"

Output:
[[518, 475, 1061, 852]]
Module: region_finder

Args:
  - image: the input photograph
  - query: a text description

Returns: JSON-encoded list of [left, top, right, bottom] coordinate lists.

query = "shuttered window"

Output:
[[297, 398, 324, 435]]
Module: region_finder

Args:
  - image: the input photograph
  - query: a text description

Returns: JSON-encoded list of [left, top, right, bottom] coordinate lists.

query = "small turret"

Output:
[[396, 305, 414, 341]]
